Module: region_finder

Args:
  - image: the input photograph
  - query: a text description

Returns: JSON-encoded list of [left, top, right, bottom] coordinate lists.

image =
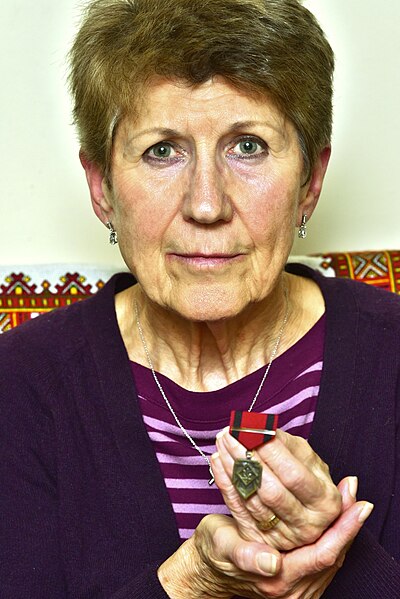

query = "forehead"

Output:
[[119, 77, 290, 137]]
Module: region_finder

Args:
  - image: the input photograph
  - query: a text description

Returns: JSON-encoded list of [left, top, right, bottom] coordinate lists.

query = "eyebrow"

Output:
[[125, 119, 284, 145], [126, 127, 180, 145]]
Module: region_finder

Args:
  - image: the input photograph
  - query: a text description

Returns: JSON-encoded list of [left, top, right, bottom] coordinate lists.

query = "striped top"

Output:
[[131, 314, 325, 541]]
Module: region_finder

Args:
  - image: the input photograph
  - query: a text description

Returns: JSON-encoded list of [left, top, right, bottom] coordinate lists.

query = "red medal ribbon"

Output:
[[229, 410, 278, 450]]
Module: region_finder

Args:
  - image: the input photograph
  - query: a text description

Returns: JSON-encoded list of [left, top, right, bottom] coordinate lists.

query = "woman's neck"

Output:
[[115, 272, 324, 392]]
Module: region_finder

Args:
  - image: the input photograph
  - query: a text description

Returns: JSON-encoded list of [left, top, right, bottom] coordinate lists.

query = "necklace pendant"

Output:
[[232, 452, 262, 499]]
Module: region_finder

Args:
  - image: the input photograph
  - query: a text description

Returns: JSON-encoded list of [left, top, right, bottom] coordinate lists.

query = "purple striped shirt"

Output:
[[131, 315, 325, 541]]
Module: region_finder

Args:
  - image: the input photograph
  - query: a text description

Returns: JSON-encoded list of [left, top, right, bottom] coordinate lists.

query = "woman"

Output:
[[1, 0, 399, 597]]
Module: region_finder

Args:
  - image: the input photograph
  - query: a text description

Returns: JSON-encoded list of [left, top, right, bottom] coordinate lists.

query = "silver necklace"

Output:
[[134, 291, 289, 485]]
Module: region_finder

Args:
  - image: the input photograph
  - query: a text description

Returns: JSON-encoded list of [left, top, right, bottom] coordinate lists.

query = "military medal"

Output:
[[230, 410, 278, 499]]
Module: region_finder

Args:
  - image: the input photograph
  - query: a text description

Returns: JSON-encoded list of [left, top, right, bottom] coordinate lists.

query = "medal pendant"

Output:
[[232, 452, 262, 499], [229, 410, 279, 500]]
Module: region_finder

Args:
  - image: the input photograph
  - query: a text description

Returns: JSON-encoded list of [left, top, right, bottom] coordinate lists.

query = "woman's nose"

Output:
[[182, 160, 233, 224]]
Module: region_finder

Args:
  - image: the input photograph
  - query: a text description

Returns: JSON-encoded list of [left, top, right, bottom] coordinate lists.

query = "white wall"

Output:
[[0, 0, 399, 267], [294, 0, 400, 255]]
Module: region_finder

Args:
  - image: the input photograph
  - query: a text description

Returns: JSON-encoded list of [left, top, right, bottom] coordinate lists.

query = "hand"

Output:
[[211, 428, 344, 551], [258, 495, 373, 599], [157, 493, 373, 599], [158, 514, 281, 599]]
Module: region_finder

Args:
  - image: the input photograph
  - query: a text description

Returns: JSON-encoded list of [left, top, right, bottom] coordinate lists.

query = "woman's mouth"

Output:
[[168, 253, 245, 269]]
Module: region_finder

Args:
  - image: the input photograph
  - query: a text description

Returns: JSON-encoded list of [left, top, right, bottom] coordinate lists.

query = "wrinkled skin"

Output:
[[212, 429, 344, 551], [158, 477, 372, 598]]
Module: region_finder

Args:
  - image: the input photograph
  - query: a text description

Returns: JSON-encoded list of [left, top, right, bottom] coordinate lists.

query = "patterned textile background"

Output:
[[1, 250, 399, 334], [0, 265, 119, 334]]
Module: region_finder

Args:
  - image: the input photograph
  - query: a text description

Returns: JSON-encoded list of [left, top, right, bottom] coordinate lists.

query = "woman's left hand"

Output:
[[212, 428, 345, 551]]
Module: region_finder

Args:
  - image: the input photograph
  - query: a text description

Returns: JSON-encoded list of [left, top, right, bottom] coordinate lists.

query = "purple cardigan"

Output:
[[0, 265, 399, 598]]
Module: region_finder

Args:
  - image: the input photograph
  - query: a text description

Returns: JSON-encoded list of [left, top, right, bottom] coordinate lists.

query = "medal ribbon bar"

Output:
[[229, 410, 278, 450]]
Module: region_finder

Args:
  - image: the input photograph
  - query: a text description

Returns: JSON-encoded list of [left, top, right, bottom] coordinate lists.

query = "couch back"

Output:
[[1, 250, 399, 334]]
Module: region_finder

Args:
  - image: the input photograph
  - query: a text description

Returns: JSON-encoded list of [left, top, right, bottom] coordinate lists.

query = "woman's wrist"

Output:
[[157, 535, 230, 599]]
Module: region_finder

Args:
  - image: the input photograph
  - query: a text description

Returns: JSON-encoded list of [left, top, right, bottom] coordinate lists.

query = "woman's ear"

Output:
[[297, 146, 331, 226], [80, 150, 114, 224]]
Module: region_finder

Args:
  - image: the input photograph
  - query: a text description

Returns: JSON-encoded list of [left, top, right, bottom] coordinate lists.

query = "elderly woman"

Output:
[[1, 0, 399, 598]]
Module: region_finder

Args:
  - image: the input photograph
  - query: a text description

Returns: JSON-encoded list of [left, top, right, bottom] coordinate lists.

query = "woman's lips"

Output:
[[168, 253, 245, 269]]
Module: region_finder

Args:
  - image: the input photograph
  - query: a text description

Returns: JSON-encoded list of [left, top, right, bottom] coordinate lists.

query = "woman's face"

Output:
[[87, 77, 328, 321]]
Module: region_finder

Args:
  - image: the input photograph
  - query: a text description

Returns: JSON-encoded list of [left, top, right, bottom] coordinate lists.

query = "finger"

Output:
[[256, 431, 340, 509], [209, 517, 282, 577], [211, 451, 287, 546], [215, 429, 237, 474], [337, 476, 358, 511], [210, 451, 232, 488], [219, 428, 341, 523], [282, 500, 374, 578], [219, 429, 325, 505], [211, 452, 266, 531], [211, 447, 278, 524], [272, 429, 317, 462], [264, 429, 335, 491], [216, 431, 323, 548], [216, 430, 309, 520], [216, 429, 345, 553], [210, 451, 252, 516]]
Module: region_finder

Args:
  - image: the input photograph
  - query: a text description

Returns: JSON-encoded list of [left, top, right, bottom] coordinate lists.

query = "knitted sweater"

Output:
[[0, 264, 399, 598]]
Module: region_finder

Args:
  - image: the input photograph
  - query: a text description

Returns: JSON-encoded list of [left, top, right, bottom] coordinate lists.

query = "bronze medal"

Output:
[[230, 411, 279, 500], [232, 451, 263, 499]]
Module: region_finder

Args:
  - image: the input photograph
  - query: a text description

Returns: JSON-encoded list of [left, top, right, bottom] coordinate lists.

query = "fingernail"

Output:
[[348, 476, 358, 499], [216, 426, 229, 440], [358, 502, 374, 523], [256, 552, 278, 576], [211, 451, 220, 461]]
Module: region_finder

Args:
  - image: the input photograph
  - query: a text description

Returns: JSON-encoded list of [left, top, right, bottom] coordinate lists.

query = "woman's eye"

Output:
[[228, 138, 267, 159], [239, 140, 259, 154], [144, 142, 182, 163], [150, 143, 173, 158]]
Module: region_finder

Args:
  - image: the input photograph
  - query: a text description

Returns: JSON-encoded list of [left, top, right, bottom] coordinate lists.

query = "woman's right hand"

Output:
[[158, 513, 281, 599], [157, 495, 373, 599]]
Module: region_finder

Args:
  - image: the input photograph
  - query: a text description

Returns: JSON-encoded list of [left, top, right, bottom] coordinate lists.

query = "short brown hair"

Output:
[[69, 0, 334, 178]]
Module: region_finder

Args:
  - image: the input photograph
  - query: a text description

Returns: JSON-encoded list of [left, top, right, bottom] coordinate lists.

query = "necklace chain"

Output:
[[134, 290, 289, 484]]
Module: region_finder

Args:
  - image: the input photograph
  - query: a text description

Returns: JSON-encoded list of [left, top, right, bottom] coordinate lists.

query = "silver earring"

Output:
[[298, 214, 307, 239], [106, 221, 118, 245]]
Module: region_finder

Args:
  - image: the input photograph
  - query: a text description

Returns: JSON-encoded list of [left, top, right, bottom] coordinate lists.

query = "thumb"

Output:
[[213, 520, 282, 577]]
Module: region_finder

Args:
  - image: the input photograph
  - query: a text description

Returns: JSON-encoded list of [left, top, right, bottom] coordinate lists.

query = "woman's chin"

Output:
[[163, 287, 254, 323]]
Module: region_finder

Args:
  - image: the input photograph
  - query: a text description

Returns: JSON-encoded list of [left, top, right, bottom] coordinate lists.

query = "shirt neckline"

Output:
[[131, 313, 325, 423]]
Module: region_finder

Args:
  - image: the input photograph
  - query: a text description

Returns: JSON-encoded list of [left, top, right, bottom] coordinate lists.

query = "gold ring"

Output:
[[256, 514, 280, 531]]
